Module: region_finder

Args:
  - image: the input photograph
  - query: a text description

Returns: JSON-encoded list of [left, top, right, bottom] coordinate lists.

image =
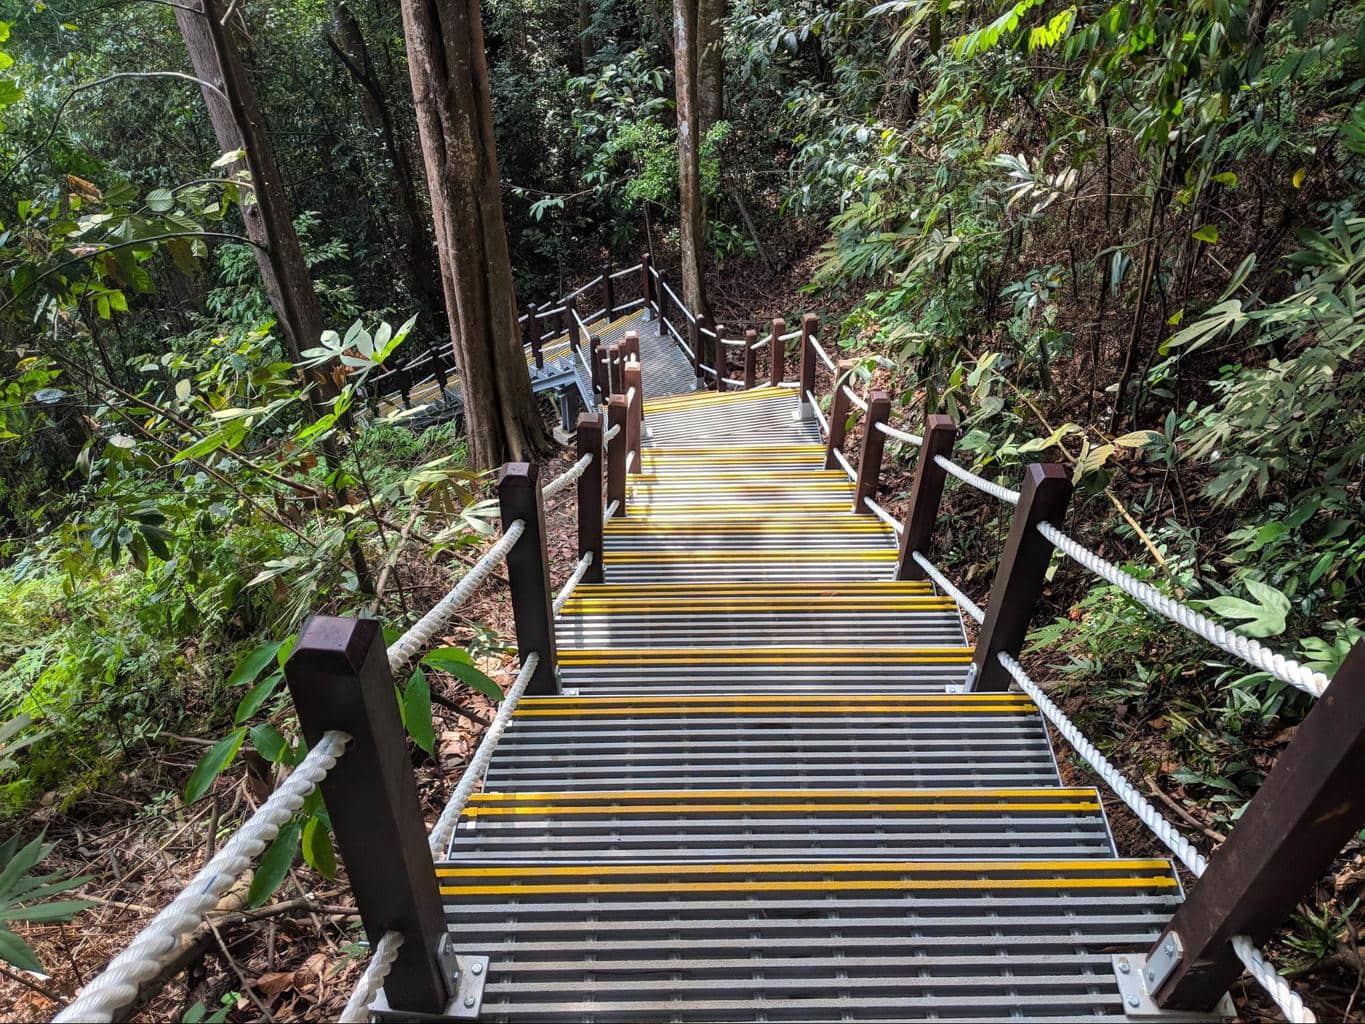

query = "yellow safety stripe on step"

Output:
[[469, 786, 1097, 802], [627, 470, 850, 480], [461, 799, 1103, 817], [518, 692, 1033, 706], [440, 876, 1176, 896], [628, 480, 854, 490], [559, 599, 957, 613], [643, 389, 792, 413], [641, 445, 824, 455], [557, 648, 972, 665], [569, 581, 935, 594], [622, 503, 852, 513], [514, 702, 1027, 717], [604, 521, 893, 532], [604, 550, 899, 563], [440, 858, 1172, 878]]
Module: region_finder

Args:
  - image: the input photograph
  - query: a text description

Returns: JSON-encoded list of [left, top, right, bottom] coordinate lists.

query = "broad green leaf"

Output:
[[1202, 580, 1290, 638], [146, 188, 174, 212], [400, 670, 435, 755], [0, 898, 94, 923], [421, 648, 504, 701], [1016, 422, 1081, 454], [184, 727, 246, 804], [0, 926, 42, 972], [234, 670, 284, 725], [1112, 430, 1161, 448], [247, 820, 301, 906], [249, 722, 287, 763], [301, 815, 337, 879], [1191, 224, 1219, 244], [228, 641, 283, 687]]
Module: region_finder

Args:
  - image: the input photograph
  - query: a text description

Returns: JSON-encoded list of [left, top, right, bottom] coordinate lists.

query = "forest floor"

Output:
[[4, 256, 1362, 1021]]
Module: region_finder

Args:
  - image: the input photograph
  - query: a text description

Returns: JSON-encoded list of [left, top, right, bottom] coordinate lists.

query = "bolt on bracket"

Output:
[[1111, 950, 1234, 1020], [371, 936, 488, 1021]]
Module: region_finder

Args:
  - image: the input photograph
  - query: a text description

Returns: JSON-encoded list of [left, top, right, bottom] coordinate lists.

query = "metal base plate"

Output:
[[1112, 955, 1235, 1020], [371, 949, 488, 1022]]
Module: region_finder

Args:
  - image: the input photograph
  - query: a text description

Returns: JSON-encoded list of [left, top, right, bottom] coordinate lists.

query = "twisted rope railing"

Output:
[[553, 552, 594, 615], [56, 731, 351, 1023], [876, 420, 923, 446], [338, 931, 402, 1023], [808, 336, 836, 372], [1037, 522, 1329, 698], [542, 453, 592, 500], [805, 390, 830, 435], [603, 498, 620, 523], [387, 520, 526, 674], [912, 552, 985, 624], [841, 383, 868, 413], [996, 652, 1312, 1023], [934, 454, 1022, 505], [863, 497, 905, 536]]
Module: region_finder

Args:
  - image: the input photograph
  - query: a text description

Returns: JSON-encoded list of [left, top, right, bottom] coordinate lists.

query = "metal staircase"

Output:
[[432, 385, 1196, 1022]]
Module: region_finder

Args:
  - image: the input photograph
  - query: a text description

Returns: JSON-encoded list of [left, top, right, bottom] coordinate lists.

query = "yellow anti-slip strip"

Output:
[[441, 877, 1175, 896], [558, 648, 972, 665], [605, 522, 891, 533], [629, 470, 848, 480], [520, 693, 1030, 706], [606, 550, 898, 563], [644, 389, 791, 411], [470, 786, 1094, 801], [642, 445, 823, 455], [462, 800, 1102, 817], [625, 503, 850, 513], [440, 858, 1171, 878], [516, 702, 1025, 717], [571, 582, 932, 594], [560, 599, 955, 613]]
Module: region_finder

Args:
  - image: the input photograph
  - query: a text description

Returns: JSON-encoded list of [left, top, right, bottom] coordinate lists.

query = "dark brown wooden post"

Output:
[[576, 412, 604, 584], [969, 463, 1071, 691], [429, 339, 449, 391], [640, 253, 653, 313], [713, 322, 728, 392], [896, 414, 957, 580], [743, 329, 758, 389], [769, 317, 785, 388], [588, 333, 603, 395], [520, 305, 533, 348], [605, 342, 622, 396], [285, 617, 453, 1014], [525, 303, 542, 369], [824, 359, 855, 470], [602, 261, 615, 321], [624, 360, 643, 471], [854, 390, 891, 513], [1149, 639, 1365, 1010], [567, 297, 581, 350], [798, 313, 819, 418], [497, 463, 558, 694], [553, 299, 565, 339], [656, 272, 670, 337], [606, 395, 627, 517]]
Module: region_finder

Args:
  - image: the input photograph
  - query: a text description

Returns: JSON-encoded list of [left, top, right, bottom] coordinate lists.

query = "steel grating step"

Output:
[[483, 693, 1059, 791], [435, 858, 1188, 1022], [445, 787, 1116, 861]]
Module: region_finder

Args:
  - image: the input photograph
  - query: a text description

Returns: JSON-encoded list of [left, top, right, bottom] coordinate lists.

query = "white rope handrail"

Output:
[[996, 652, 1313, 1023], [699, 363, 718, 377], [723, 377, 745, 388], [876, 421, 923, 446], [912, 551, 985, 624], [841, 384, 869, 413], [662, 281, 691, 321], [864, 498, 905, 536], [831, 447, 856, 482], [603, 499, 619, 523], [616, 296, 646, 312], [808, 336, 836, 371], [625, 449, 636, 472], [427, 652, 539, 855], [387, 520, 526, 674], [604, 423, 622, 443], [553, 552, 594, 615], [805, 390, 830, 436], [779, 328, 802, 342], [625, 386, 637, 405], [535, 304, 567, 318], [749, 337, 770, 351], [1037, 522, 1329, 698], [666, 319, 696, 359], [542, 453, 592, 499], [563, 275, 604, 302], [608, 263, 642, 280], [338, 931, 402, 1023], [933, 454, 1021, 505], [699, 324, 718, 339], [720, 337, 746, 348], [55, 731, 350, 1023], [583, 306, 607, 323]]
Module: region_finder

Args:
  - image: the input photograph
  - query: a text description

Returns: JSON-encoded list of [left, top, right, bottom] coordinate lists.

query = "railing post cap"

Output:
[[772, 316, 785, 329], [1026, 462, 1070, 486], [624, 330, 639, 342], [608, 394, 627, 410], [576, 410, 603, 430], [289, 614, 381, 674], [926, 412, 957, 432], [497, 462, 539, 489], [869, 389, 891, 405], [803, 312, 819, 327]]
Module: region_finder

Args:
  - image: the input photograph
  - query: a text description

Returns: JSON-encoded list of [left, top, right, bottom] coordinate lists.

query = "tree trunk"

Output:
[[673, 0, 709, 323], [398, 0, 550, 469], [328, 3, 446, 328], [696, 0, 724, 134], [577, 0, 593, 71], [174, 0, 325, 366]]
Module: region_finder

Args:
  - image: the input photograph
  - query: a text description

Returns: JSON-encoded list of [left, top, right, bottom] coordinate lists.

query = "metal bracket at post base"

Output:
[[372, 936, 488, 1021], [1111, 947, 1233, 1021]]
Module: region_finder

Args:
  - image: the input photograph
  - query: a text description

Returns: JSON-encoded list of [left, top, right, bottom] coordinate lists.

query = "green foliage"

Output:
[[0, 832, 93, 972]]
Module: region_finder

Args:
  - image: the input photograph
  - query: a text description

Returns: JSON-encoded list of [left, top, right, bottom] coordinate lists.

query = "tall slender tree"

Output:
[[696, 0, 724, 135], [673, 0, 710, 324], [397, 0, 550, 469]]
